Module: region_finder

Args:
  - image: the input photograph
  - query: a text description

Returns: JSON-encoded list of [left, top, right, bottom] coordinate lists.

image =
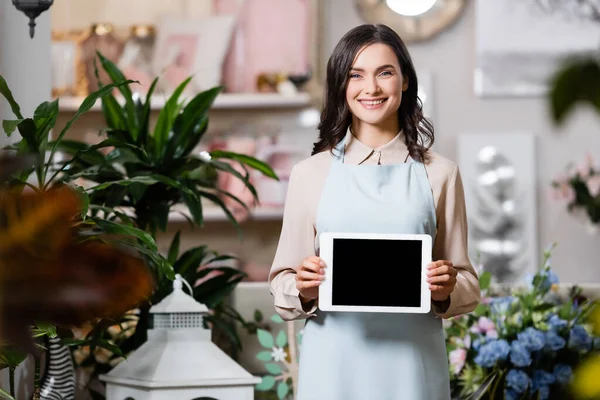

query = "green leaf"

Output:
[[154, 76, 192, 158], [91, 217, 158, 252], [257, 329, 275, 348], [46, 78, 136, 179], [0, 346, 27, 370], [168, 86, 221, 158], [277, 381, 290, 400], [479, 271, 492, 291], [2, 119, 23, 137], [0, 75, 24, 119], [17, 118, 38, 153], [87, 176, 159, 191], [138, 77, 159, 147], [72, 184, 90, 217], [549, 57, 600, 125], [255, 375, 276, 391], [211, 150, 278, 180], [0, 388, 15, 400], [96, 338, 124, 357], [256, 351, 273, 361], [466, 370, 498, 400], [266, 362, 283, 375], [182, 190, 203, 227], [96, 52, 140, 139], [173, 246, 209, 276], [34, 323, 57, 338], [276, 330, 288, 348], [197, 189, 241, 237], [168, 231, 181, 265], [33, 100, 59, 148], [271, 314, 284, 324]]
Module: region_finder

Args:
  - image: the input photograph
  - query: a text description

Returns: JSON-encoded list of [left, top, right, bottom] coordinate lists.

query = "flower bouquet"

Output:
[[551, 154, 600, 234], [444, 247, 600, 400]]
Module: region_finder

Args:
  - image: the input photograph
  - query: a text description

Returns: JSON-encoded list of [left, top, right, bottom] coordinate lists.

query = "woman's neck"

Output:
[[350, 117, 399, 149]]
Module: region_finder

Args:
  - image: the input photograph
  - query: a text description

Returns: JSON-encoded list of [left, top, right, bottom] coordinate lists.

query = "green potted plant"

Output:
[[0, 73, 160, 399], [52, 52, 278, 395]]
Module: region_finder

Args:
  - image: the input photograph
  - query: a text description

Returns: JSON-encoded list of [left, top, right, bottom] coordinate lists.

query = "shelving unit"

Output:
[[168, 204, 284, 222], [57, 92, 313, 112]]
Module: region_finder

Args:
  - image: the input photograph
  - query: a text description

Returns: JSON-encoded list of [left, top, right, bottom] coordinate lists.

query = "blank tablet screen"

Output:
[[331, 238, 422, 308]]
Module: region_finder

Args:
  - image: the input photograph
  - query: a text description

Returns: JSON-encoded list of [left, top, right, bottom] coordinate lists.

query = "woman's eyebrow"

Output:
[[349, 64, 396, 72]]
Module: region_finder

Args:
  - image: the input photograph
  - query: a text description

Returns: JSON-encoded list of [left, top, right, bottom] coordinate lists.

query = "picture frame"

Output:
[[51, 30, 89, 98]]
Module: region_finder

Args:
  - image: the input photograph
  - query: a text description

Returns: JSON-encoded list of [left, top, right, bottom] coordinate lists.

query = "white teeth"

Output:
[[360, 99, 385, 105]]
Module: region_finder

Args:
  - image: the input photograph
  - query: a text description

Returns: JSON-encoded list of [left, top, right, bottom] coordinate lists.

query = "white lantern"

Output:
[[100, 275, 261, 400]]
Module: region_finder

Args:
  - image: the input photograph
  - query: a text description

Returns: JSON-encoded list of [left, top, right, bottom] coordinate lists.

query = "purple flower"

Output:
[[553, 364, 573, 385], [474, 339, 511, 368], [518, 327, 546, 351], [506, 369, 531, 394], [569, 325, 592, 351], [510, 340, 532, 367], [545, 330, 566, 351]]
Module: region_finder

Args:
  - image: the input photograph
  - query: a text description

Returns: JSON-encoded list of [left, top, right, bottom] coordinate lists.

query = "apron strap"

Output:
[[333, 139, 345, 164]]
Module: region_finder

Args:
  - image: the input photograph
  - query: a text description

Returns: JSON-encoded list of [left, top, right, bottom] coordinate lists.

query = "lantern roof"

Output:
[[149, 274, 209, 314]]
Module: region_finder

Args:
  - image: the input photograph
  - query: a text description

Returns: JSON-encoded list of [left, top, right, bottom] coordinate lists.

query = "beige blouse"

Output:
[[268, 130, 480, 321]]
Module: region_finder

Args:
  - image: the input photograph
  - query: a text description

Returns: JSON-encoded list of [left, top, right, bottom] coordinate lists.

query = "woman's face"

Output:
[[345, 43, 408, 130]]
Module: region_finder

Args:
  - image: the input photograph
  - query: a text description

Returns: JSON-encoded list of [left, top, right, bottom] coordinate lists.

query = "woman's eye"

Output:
[[380, 71, 393, 76], [350, 73, 361, 79]]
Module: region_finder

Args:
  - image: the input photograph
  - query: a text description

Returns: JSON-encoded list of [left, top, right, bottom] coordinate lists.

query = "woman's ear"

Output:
[[402, 75, 409, 92]]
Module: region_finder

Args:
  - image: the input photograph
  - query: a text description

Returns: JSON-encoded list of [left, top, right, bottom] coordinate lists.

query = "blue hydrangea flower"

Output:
[[504, 389, 519, 400], [510, 340, 532, 367], [553, 364, 573, 385], [532, 369, 555, 389], [490, 296, 515, 315], [518, 327, 546, 351], [545, 330, 566, 351], [548, 314, 568, 331], [472, 338, 482, 351], [506, 369, 531, 394], [474, 339, 510, 368], [536, 385, 550, 400], [569, 325, 592, 351]]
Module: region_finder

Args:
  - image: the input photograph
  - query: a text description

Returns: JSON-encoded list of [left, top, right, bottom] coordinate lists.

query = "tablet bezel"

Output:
[[318, 232, 432, 314]]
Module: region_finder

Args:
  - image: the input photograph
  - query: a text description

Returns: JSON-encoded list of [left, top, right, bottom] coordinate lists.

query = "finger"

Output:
[[427, 274, 455, 284], [427, 260, 453, 269], [428, 265, 457, 277], [296, 279, 321, 292], [429, 284, 452, 292], [301, 259, 323, 274], [298, 270, 324, 282], [308, 255, 325, 266]]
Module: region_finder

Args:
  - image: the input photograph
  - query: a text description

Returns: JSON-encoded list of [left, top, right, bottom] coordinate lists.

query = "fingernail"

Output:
[[319, 260, 325, 266], [320, 268, 325, 274]]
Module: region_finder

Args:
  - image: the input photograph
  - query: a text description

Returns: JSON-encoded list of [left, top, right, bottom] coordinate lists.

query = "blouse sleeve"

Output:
[[268, 164, 318, 321], [431, 164, 481, 318]]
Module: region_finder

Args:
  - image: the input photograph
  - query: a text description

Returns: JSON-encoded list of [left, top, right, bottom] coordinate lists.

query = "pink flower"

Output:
[[478, 316, 496, 332], [586, 175, 600, 197], [449, 348, 467, 375], [577, 153, 594, 178], [481, 296, 492, 305], [486, 329, 499, 339], [552, 183, 575, 203]]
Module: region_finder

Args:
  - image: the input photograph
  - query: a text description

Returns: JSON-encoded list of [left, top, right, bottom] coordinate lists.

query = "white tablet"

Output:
[[318, 232, 432, 314]]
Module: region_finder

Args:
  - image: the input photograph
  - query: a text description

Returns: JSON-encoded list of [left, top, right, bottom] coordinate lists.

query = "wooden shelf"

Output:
[[57, 92, 312, 112], [168, 204, 284, 223]]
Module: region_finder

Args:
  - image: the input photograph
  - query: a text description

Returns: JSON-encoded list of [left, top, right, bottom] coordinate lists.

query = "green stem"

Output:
[[8, 367, 14, 398]]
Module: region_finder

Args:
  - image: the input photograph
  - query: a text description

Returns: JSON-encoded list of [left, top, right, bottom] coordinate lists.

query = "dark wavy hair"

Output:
[[311, 24, 434, 162]]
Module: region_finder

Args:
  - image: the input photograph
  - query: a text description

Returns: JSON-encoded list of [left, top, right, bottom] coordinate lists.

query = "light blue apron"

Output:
[[296, 139, 451, 400]]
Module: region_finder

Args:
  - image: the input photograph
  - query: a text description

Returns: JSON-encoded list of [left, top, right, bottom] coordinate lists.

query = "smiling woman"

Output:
[[268, 23, 480, 400]]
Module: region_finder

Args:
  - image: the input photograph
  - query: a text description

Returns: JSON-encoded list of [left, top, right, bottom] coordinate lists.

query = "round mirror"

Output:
[[355, 0, 466, 43]]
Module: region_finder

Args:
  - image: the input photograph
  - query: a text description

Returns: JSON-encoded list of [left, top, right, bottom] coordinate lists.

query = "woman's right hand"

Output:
[[295, 256, 325, 301]]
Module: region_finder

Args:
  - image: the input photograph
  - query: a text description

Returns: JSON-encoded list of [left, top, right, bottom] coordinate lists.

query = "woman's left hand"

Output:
[[426, 260, 458, 302]]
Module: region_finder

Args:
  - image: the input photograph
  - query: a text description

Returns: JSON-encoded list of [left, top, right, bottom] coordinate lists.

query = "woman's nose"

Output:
[[364, 77, 379, 95]]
